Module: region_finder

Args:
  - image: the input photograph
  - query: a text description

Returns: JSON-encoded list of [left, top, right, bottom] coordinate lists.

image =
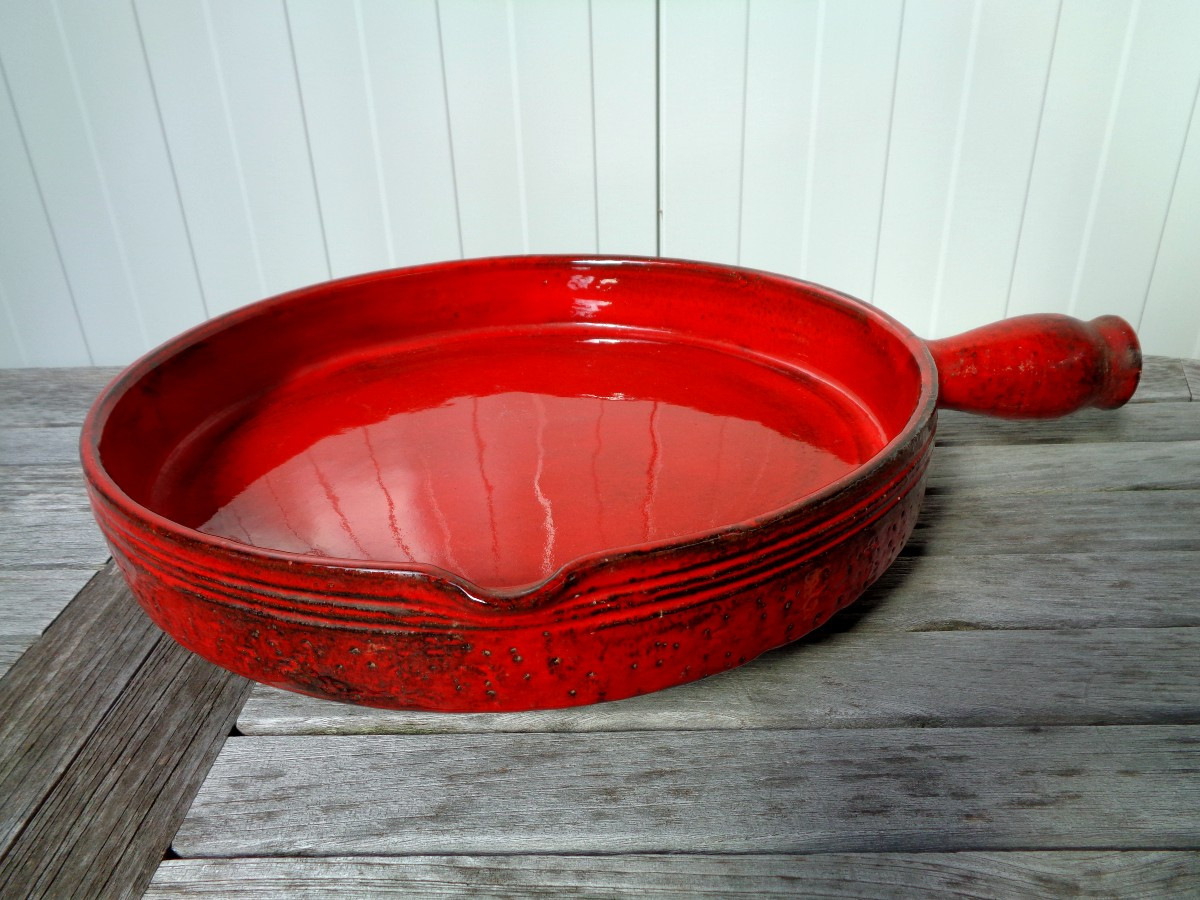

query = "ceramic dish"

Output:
[[82, 256, 1140, 710]]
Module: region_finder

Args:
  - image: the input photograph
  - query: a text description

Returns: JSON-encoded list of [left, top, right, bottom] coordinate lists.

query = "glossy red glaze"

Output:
[[928, 313, 1141, 418], [81, 256, 1140, 711]]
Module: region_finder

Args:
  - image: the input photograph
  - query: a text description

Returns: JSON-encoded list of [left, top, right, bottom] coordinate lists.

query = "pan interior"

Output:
[[154, 324, 887, 591]]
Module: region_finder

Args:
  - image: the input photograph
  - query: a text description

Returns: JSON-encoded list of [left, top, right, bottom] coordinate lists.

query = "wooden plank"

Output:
[[146, 851, 1200, 899], [0, 368, 119, 428], [0, 426, 80, 466], [846, 550, 1200, 633], [0, 464, 107, 569], [0, 520, 108, 570], [172, 724, 1200, 856], [927, 440, 1200, 494], [907, 489, 1200, 557], [1131, 356, 1191, 403], [0, 563, 252, 898], [0, 567, 105, 637], [0, 566, 159, 852], [239, 626, 1200, 736], [1184, 359, 1200, 401], [936, 401, 1200, 446], [0, 638, 27, 680]]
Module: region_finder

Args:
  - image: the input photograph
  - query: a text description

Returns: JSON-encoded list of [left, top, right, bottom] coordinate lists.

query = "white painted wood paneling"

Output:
[[800, 0, 904, 302], [0, 0, 205, 364], [914, 0, 1059, 337], [590, 0, 657, 254], [658, 0, 748, 263], [509, 0, 601, 252], [1062, 0, 1200, 326], [136, 0, 326, 317], [1007, 0, 1200, 331], [1138, 83, 1200, 359], [1, 0, 1198, 365], [872, 0, 983, 333], [0, 65, 90, 367], [437, 0, 529, 257], [287, 0, 461, 276], [737, 0, 819, 275]]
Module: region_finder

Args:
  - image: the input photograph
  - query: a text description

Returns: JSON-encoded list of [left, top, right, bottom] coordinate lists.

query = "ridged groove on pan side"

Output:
[[89, 431, 934, 633]]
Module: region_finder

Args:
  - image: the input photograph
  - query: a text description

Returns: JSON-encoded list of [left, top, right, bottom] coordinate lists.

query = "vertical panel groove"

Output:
[[505, 0, 530, 253], [799, 0, 827, 274], [734, 0, 751, 265], [433, 0, 465, 259], [868, 0, 907, 306], [354, 0, 394, 267], [50, 0, 150, 350], [0, 52, 94, 364], [282, 0, 332, 281], [1137, 70, 1200, 333], [1003, 0, 1063, 321], [928, 0, 983, 338], [131, 0, 210, 321], [1066, 0, 1139, 317], [200, 0, 267, 295]]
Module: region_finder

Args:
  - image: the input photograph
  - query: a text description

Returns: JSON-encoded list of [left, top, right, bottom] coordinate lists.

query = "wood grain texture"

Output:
[[1132, 356, 1192, 403], [172, 724, 1200, 857], [0, 464, 107, 569], [1183, 359, 1200, 401], [0, 426, 81, 466], [0, 567, 105, 637], [0, 567, 159, 853], [907, 489, 1200, 557], [0, 564, 252, 898], [0, 639, 25, 680], [935, 401, 1200, 446], [238, 626, 1200, 736], [927, 440, 1200, 494], [0, 368, 119, 427], [145, 851, 1200, 899]]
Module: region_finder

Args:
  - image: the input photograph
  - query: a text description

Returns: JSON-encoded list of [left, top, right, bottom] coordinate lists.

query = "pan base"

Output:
[[168, 326, 886, 591]]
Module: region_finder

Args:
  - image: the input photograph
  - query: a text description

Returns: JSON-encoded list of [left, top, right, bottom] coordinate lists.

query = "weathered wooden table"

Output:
[[1, 361, 1198, 898]]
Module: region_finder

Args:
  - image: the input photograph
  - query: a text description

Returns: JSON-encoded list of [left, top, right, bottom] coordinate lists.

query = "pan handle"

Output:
[[925, 314, 1141, 419]]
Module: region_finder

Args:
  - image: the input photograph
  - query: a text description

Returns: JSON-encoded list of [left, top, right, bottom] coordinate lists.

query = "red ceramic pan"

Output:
[[82, 256, 1140, 711]]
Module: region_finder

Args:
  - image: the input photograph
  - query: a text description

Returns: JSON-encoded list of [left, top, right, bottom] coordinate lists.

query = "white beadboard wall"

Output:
[[0, 0, 1196, 367]]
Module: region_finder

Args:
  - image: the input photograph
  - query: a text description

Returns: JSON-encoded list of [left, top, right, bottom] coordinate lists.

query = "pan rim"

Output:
[[80, 254, 939, 603]]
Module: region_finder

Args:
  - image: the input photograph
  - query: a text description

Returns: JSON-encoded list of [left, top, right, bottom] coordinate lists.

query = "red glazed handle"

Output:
[[925, 314, 1141, 419]]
